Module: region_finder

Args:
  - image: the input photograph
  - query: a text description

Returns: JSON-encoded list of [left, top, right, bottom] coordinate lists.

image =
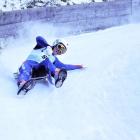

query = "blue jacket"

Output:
[[35, 36, 81, 70]]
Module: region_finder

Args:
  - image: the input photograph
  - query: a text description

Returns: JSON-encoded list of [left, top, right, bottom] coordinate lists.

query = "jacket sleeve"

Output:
[[54, 57, 82, 70]]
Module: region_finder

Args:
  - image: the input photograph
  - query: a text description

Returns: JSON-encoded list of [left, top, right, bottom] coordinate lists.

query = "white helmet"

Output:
[[53, 39, 68, 55]]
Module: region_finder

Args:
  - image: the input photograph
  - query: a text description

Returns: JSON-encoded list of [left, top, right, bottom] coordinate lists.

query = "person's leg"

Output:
[[17, 60, 38, 86], [40, 59, 57, 76], [39, 59, 61, 84], [40, 59, 67, 87]]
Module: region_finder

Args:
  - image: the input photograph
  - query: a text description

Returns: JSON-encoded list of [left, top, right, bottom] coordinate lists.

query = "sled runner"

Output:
[[14, 65, 67, 95]]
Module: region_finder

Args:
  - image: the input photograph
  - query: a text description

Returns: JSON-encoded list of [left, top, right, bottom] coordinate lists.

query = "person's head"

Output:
[[52, 39, 68, 55]]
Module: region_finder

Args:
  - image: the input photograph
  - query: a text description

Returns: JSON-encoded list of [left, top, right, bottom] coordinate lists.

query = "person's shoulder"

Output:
[[36, 36, 45, 40], [33, 45, 45, 50], [36, 36, 50, 47]]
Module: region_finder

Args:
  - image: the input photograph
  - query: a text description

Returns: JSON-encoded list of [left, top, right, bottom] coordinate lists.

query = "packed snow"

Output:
[[0, 22, 140, 140]]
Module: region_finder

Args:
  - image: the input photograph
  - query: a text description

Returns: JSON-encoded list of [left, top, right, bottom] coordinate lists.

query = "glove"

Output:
[[75, 65, 85, 69]]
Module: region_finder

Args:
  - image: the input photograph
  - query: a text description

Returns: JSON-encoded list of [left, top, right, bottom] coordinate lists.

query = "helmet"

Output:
[[53, 39, 68, 55]]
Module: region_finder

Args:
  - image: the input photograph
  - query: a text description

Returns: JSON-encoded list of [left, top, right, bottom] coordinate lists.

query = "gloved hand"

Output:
[[75, 65, 86, 69]]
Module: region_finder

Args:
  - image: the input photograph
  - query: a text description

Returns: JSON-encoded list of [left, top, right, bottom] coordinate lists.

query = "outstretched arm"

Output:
[[54, 57, 84, 71]]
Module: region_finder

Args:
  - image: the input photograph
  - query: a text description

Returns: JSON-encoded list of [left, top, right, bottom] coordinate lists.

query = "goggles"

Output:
[[55, 43, 67, 55]]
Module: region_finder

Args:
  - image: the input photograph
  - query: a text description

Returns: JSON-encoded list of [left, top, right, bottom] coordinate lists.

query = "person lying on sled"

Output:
[[17, 36, 84, 89]]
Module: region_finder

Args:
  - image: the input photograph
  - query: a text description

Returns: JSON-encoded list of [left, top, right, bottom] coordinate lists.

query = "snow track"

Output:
[[0, 23, 140, 140]]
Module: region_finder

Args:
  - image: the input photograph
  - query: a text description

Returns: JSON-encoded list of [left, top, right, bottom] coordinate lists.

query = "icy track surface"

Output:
[[0, 23, 140, 140]]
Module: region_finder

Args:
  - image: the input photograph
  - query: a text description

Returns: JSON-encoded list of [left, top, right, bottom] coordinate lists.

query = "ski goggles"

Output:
[[55, 43, 67, 55]]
